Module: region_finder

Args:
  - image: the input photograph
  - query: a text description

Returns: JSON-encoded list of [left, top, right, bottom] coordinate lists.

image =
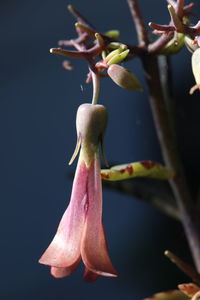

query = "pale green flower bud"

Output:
[[184, 36, 199, 53], [190, 47, 200, 94], [107, 64, 143, 91], [107, 49, 130, 66], [104, 30, 120, 39]]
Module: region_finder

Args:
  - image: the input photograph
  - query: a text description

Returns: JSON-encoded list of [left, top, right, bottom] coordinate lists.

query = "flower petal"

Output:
[[39, 160, 88, 268], [81, 154, 118, 278], [84, 268, 99, 282], [51, 257, 81, 278]]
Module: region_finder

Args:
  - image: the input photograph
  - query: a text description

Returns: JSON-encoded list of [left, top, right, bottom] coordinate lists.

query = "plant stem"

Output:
[[67, 5, 95, 29], [91, 69, 100, 105], [127, 0, 149, 47], [165, 250, 200, 285], [141, 53, 200, 272], [126, 0, 200, 271], [148, 32, 174, 54]]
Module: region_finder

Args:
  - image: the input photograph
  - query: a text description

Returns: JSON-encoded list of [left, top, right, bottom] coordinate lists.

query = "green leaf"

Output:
[[101, 161, 174, 181], [144, 290, 189, 300]]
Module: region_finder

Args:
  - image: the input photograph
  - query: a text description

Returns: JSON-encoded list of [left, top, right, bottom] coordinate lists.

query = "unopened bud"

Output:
[[107, 64, 143, 92], [105, 48, 124, 63], [184, 36, 199, 53], [104, 30, 120, 39], [107, 49, 129, 66], [190, 48, 200, 94]]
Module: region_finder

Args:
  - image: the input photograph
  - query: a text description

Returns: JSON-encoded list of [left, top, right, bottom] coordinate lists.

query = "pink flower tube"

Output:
[[39, 104, 118, 282]]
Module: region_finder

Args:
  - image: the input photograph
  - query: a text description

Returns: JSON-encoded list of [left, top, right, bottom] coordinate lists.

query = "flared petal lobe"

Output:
[[39, 160, 88, 269], [51, 257, 81, 278], [84, 268, 99, 282], [81, 154, 118, 278]]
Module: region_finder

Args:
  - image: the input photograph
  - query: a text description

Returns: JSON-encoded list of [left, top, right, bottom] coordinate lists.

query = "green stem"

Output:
[[91, 69, 100, 105]]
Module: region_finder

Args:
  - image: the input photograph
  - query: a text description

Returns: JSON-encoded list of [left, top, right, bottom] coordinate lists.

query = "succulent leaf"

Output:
[[178, 283, 200, 298], [101, 161, 174, 181], [144, 290, 189, 300]]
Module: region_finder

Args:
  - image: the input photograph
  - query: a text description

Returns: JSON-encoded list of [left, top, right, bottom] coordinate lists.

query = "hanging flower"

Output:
[[39, 103, 118, 282]]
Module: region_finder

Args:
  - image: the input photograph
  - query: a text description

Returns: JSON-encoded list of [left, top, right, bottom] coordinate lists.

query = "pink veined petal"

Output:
[[84, 268, 99, 282], [51, 257, 81, 278], [39, 160, 89, 268], [81, 153, 118, 278]]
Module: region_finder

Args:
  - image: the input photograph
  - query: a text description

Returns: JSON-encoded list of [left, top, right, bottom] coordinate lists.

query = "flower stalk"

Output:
[[91, 70, 100, 105]]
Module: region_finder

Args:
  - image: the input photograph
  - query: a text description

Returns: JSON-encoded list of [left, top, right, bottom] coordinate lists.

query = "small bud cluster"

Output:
[[49, 5, 144, 93]]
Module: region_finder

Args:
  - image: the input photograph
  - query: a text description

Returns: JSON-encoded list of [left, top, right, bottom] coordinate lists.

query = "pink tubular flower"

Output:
[[39, 103, 118, 282]]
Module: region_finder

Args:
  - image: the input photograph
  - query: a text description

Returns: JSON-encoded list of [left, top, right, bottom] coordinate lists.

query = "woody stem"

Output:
[[142, 53, 200, 272], [127, 0, 200, 272]]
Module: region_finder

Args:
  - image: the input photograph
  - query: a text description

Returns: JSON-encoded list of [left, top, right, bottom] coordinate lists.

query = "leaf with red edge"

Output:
[[101, 161, 174, 181], [144, 290, 189, 300], [178, 283, 200, 297]]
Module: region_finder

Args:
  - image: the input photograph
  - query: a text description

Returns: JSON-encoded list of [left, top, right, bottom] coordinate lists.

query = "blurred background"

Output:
[[1, 0, 200, 299]]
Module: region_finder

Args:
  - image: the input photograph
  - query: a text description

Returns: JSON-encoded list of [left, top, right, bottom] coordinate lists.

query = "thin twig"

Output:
[[176, 0, 185, 18], [50, 43, 104, 60], [148, 32, 174, 53], [58, 33, 89, 47], [149, 22, 175, 32], [67, 5, 95, 29], [127, 0, 149, 47], [165, 250, 200, 285]]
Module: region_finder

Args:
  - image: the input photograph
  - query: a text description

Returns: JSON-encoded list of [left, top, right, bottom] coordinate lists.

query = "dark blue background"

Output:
[[1, 1, 200, 299]]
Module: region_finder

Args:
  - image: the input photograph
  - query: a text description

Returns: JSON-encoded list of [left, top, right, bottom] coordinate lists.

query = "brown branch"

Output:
[[58, 32, 89, 47], [127, 0, 149, 47], [149, 22, 175, 32], [176, 0, 185, 18], [141, 53, 200, 272], [148, 32, 174, 53], [67, 5, 95, 29], [50, 42, 105, 60]]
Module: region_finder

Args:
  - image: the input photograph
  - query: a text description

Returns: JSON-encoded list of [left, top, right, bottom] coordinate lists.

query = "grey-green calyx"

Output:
[[69, 103, 108, 166]]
